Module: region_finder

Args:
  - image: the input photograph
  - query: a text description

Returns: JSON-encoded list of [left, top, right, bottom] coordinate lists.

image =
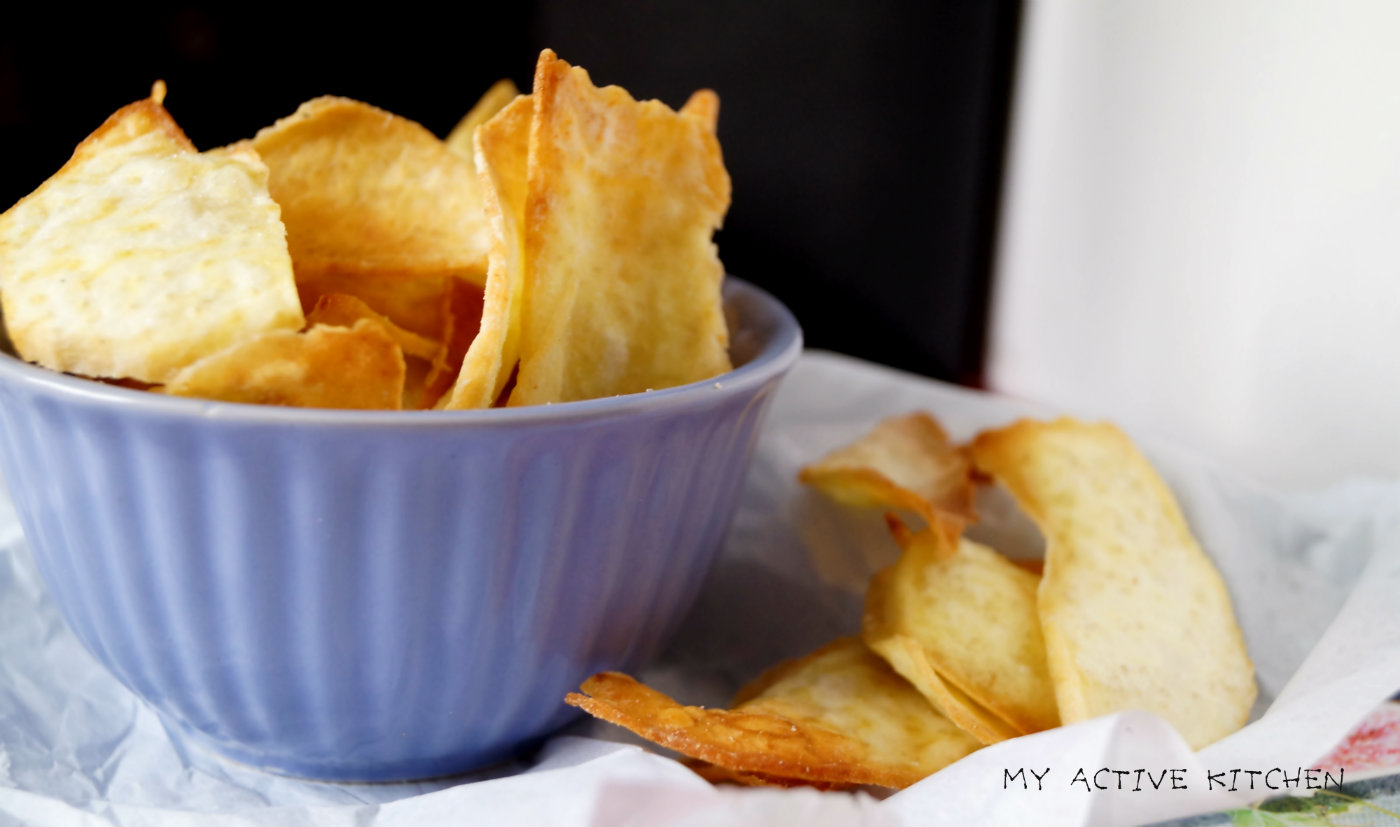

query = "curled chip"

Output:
[[970, 419, 1256, 749], [0, 55, 738, 413], [508, 49, 732, 406], [445, 79, 521, 161], [306, 292, 447, 409], [306, 293, 441, 363], [293, 268, 469, 345], [163, 319, 405, 410], [250, 96, 491, 290], [799, 411, 977, 546], [442, 94, 531, 409], [566, 637, 981, 790], [0, 91, 304, 383], [864, 516, 1059, 744]]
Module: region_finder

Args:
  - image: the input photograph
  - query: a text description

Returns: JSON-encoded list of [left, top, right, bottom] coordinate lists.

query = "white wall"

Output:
[[988, 0, 1400, 488]]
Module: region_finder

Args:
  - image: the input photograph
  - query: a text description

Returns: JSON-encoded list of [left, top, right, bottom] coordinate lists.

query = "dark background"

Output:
[[0, 1, 1020, 385]]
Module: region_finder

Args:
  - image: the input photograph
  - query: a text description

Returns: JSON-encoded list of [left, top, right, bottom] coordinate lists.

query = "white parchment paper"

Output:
[[1, 351, 1397, 827]]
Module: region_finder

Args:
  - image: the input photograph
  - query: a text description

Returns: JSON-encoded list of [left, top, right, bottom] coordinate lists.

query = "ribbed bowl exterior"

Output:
[[0, 279, 800, 781]]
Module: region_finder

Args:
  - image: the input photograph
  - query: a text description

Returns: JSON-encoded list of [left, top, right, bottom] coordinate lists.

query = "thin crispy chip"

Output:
[[508, 50, 732, 406], [400, 355, 436, 411], [442, 94, 531, 409], [163, 319, 404, 409], [799, 412, 977, 546], [306, 293, 440, 362], [422, 277, 488, 407], [679, 89, 719, 133], [864, 518, 1059, 742], [306, 292, 447, 409], [866, 624, 1023, 746], [251, 97, 490, 288], [445, 79, 521, 160], [0, 93, 303, 382], [681, 759, 844, 791], [294, 267, 460, 343], [970, 418, 1256, 749], [566, 638, 981, 789]]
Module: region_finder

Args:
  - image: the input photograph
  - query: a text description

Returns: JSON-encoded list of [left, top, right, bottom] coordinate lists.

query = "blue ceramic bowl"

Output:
[[0, 277, 800, 781]]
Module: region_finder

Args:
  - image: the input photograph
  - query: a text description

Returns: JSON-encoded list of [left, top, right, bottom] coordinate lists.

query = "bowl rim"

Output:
[[0, 276, 802, 428]]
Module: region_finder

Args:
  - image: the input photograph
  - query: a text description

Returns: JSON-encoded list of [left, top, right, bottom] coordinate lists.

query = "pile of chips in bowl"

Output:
[[0, 50, 732, 411]]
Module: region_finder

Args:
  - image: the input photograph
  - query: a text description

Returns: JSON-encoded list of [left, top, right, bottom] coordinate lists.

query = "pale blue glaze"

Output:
[[0, 278, 800, 781]]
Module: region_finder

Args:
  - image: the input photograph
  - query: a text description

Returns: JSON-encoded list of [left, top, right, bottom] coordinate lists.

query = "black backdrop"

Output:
[[0, 1, 1020, 385]]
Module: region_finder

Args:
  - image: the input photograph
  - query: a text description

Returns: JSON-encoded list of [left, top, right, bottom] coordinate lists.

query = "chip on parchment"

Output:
[[250, 96, 491, 288], [445, 79, 521, 160], [969, 419, 1256, 749], [864, 616, 1022, 746], [0, 92, 303, 383], [799, 412, 977, 547], [442, 94, 531, 409], [508, 49, 732, 406], [163, 319, 405, 409], [864, 518, 1059, 743], [566, 637, 981, 789], [681, 759, 844, 791]]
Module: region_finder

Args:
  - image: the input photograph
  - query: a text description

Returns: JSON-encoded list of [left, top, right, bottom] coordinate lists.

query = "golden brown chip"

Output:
[[422, 277, 488, 407], [679, 89, 720, 133], [306, 293, 441, 363], [864, 518, 1059, 742], [400, 354, 436, 411], [865, 625, 1023, 746], [970, 419, 1256, 749], [681, 759, 845, 791], [445, 79, 521, 160], [442, 94, 531, 409], [250, 96, 490, 288], [162, 319, 405, 409], [566, 638, 981, 789], [293, 268, 438, 339], [0, 90, 303, 383], [799, 412, 977, 546], [508, 50, 732, 406], [306, 292, 447, 409]]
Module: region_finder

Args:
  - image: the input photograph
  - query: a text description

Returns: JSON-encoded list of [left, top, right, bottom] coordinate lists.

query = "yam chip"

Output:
[[865, 622, 1022, 746], [799, 412, 977, 546], [566, 637, 981, 790], [306, 292, 446, 409], [163, 319, 404, 409], [293, 267, 467, 344], [423, 277, 488, 406], [679, 89, 720, 133], [970, 419, 1256, 749], [863, 518, 1059, 743], [250, 96, 490, 288], [306, 293, 440, 363], [0, 90, 303, 382], [681, 759, 843, 791], [508, 49, 732, 406], [442, 94, 531, 409], [445, 79, 521, 160]]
